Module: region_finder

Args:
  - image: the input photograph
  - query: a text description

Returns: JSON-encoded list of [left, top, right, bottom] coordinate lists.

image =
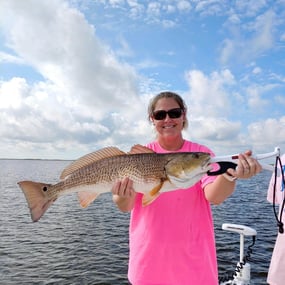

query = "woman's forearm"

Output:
[[204, 175, 236, 205]]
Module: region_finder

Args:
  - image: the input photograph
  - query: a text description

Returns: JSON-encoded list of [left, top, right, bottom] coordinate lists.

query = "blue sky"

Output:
[[0, 0, 285, 160]]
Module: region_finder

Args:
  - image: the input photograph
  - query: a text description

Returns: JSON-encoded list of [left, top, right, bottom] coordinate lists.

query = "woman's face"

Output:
[[151, 97, 186, 138]]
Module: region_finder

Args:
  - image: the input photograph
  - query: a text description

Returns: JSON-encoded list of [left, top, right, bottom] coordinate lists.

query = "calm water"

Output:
[[0, 160, 278, 284]]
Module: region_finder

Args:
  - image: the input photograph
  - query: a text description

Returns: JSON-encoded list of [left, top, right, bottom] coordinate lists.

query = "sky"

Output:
[[0, 0, 285, 161]]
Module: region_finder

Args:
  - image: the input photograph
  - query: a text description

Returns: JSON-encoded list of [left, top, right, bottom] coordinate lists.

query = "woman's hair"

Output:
[[148, 91, 188, 129]]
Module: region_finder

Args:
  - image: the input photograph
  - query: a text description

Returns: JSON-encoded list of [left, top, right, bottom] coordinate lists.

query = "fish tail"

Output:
[[18, 181, 56, 222]]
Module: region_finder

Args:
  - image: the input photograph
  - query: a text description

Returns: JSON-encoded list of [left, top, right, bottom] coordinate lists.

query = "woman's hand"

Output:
[[112, 177, 136, 197], [205, 150, 263, 205], [112, 177, 136, 212], [227, 150, 262, 179]]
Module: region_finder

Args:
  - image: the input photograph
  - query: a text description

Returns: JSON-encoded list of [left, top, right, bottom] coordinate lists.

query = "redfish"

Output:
[[18, 145, 212, 222]]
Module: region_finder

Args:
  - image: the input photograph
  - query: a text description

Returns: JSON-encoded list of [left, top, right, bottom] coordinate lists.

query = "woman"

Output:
[[112, 91, 262, 285]]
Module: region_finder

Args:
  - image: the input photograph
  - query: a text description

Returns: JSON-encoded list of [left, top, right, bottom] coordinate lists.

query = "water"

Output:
[[0, 160, 278, 284]]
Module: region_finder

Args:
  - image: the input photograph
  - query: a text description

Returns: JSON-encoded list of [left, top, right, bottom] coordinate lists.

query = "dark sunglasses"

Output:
[[152, 108, 183, 120]]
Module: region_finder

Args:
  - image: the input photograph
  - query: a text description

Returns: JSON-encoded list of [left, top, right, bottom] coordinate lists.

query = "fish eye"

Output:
[[193, 153, 199, 159], [43, 186, 48, 192]]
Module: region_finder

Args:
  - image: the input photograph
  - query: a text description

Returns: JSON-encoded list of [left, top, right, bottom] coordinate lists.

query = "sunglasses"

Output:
[[152, 108, 183, 120]]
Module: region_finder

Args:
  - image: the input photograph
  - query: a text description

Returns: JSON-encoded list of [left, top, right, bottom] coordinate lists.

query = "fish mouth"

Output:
[[202, 157, 213, 172]]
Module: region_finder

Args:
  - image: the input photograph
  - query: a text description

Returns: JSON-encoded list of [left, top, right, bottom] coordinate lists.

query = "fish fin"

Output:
[[17, 181, 55, 222], [60, 147, 126, 179], [129, 144, 154, 154], [78, 191, 100, 208], [142, 182, 163, 206]]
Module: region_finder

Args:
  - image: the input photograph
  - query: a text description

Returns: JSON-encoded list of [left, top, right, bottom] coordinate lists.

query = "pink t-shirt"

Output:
[[128, 140, 218, 285], [267, 154, 285, 285]]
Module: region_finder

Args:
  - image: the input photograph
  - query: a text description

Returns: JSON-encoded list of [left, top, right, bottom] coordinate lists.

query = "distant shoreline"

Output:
[[0, 158, 73, 162]]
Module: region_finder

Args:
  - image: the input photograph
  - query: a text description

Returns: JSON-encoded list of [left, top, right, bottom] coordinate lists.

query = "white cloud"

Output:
[[0, 0, 147, 158], [115, 36, 135, 58], [147, 2, 161, 17], [184, 69, 235, 117], [1, 0, 140, 108], [194, 0, 227, 16], [234, 0, 267, 17], [127, 0, 145, 19], [182, 69, 249, 153], [187, 117, 241, 141], [245, 85, 269, 110], [227, 12, 241, 25], [219, 9, 277, 64], [164, 4, 176, 14], [0, 77, 28, 109], [243, 81, 281, 114], [252, 67, 262, 74], [180, 68, 285, 155], [177, 1, 191, 12], [109, 0, 125, 7], [162, 19, 177, 28], [248, 117, 285, 147], [246, 9, 276, 50], [0, 51, 24, 64]]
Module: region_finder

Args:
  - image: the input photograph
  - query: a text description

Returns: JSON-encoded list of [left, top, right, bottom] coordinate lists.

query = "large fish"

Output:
[[18, 144, 214, 222]]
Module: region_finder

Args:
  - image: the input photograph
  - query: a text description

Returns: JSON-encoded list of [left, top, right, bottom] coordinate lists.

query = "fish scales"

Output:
[[63, 153, 168, 187]]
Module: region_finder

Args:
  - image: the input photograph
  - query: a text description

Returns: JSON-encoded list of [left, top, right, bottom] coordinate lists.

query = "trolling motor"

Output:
[[219, 223, 257, 285]]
